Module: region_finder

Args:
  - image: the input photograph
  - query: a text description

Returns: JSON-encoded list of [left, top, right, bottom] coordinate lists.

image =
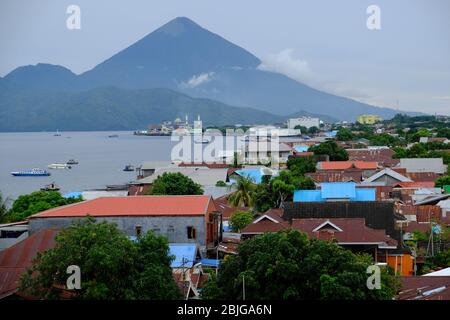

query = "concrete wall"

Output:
[[29, 216, 207, 247]]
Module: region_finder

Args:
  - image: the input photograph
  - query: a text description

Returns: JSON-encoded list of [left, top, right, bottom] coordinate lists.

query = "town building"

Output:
[[357, 114, 382, 124], [27, 196, 221, 255], [287, 117, 320, 130]]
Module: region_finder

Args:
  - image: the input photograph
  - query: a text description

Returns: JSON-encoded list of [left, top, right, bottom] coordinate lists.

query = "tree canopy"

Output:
[[20, 218, 181, 300], [203, 230, 399, 300], [435, 176, 450, 188], [229, 211, 254, 232], [0, 192, 9, 223], [287, 156, 316, 175], [253, 170, 315, 211], [146, 172, 203, 195], [336, 128, 354, 141], [309, 141, 349, 161], [5, 191, 82, 222]]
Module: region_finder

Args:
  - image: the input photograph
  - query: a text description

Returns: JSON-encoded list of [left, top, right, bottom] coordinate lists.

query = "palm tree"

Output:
[[228, 176, 255, 207]]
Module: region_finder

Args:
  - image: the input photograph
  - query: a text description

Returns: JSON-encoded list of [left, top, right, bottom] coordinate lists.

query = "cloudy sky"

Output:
[[0, 0, 449, 115]]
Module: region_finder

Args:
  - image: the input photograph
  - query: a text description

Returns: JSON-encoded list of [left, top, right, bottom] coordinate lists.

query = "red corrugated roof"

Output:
[[319, 161, 378, 170], [291, 218, 397, 246], [394, 181, 436, 189], [0, 229, 58, 299], [30, 196, 213, 218]]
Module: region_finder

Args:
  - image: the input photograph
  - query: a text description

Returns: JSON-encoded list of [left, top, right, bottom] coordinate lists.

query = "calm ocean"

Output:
[[0, 131, 174, 202]]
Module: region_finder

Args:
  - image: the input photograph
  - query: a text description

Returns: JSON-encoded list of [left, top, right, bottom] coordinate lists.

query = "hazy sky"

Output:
[[0, 0, 449, 115]]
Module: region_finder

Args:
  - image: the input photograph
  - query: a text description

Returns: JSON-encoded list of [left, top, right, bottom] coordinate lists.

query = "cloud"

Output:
[[182, 72, 215, 89], [257, 49, 313, 85], [258, 49, 372, 101]]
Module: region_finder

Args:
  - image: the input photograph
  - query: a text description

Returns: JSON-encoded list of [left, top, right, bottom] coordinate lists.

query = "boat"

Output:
[[11, 168, 50, 176], [123, 164, 134, 172], [66, 159, 79, 165], [48, 163, 72, 169], [194, 137, 210, 144], [108, 134, 119, 138], [41, 182, 60, 191]]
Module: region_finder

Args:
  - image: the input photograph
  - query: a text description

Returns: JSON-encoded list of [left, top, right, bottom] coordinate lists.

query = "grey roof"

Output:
[[414, 193, 450, 206], [139, 161, 174, 170], [363, 168, 412, 183], [399, 158, 447, 174], [134, 167, 229, 187], [202, 186, 233, 199]]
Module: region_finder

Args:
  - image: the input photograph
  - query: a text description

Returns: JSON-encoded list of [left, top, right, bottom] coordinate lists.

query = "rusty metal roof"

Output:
[[0, 229, 58, 299]]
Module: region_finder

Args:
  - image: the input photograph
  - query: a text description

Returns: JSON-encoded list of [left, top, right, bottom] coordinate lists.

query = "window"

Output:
[[187, 226, 196, 239], [135, 225, 142, 237]]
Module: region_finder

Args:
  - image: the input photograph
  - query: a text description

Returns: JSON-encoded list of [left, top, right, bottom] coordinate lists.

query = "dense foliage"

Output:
[[5, 191, 82, 222], [229, 211, 254, 232], [253, 170, 315, 211], [309, 141, 349, 161], [423, 249, 450, 272], [203, 230, 399, 300], [435, 176, 450, 188], [146, 172, 203, 195], [0, 192, 9, 223], [20, 218, 181, 299], [286, 156, 316, 175]]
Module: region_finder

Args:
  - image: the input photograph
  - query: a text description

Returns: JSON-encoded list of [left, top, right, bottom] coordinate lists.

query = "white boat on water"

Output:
[[48, 163, 72, 169]]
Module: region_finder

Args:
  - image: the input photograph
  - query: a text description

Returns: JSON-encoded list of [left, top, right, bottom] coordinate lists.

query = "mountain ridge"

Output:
[[1, 16, 421, 126]]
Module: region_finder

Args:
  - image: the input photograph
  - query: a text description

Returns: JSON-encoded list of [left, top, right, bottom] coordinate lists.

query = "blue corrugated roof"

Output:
[[63, 191, 82, 199], [324, 131, 338, 137], [196, 258, 220, 268], [169, 244, 198, 268], [321, 182, 356, 199], [293, 190, 324, 202], [351, 188, 376, 201], [294, 145, 309, 152]]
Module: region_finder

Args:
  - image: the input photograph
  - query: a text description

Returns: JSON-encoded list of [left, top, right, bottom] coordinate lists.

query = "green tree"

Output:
[[308, 126, 320, 135], [309, 141, 349, 161], [294, 125, 308, 134], [146, 172, 203, 195], [203, 230, 399, 300], [229, 177, 255, 207], [5, 191, 82, 222], [287, 156, 316, 175], [336, 128, 354, 141], [0, 192, 9, 223], [215, 180, 227, 187], [20, 218, 181, 299], [271, 171, 315, 206], [229, 211, 254, 232], [435, 176, 450, 188], [252, 182, 277, 213]]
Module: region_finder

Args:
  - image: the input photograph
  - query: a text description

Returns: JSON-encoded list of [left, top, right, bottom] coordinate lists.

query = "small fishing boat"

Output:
[[66, 159, 79, 165], [48, 163, 72, 169], [11, 168, 50, 176], [123, 164, 134, 171], [41, 182, 60, 191]]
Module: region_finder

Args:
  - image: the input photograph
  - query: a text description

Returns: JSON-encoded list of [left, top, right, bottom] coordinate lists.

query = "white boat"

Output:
[[48, 163, 72, 169]]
